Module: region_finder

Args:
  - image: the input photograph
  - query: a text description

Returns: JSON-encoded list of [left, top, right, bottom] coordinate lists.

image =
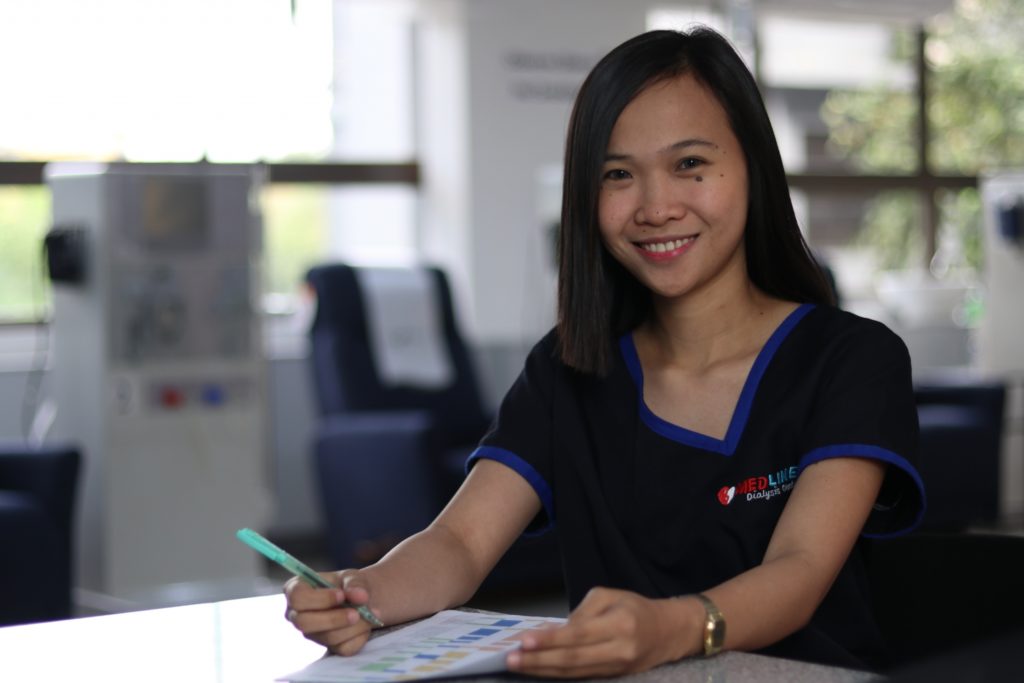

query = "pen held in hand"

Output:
[[235, 527, 384, 628]]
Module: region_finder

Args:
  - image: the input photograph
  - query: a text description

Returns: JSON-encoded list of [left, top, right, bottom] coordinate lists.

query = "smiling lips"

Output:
[[634, 235, 698, 261]]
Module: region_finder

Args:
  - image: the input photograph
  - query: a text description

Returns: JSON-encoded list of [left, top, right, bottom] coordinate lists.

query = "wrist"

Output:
[[693, 593, 726, 657], [664, 595, 710, 661]]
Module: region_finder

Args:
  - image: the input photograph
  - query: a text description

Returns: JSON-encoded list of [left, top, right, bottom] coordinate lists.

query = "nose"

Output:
[[634, 176, 686, 226]]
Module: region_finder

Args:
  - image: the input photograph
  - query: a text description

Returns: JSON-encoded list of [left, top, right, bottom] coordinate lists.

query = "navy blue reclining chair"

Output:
[[0, 442, 80, 626], [305, 263, 563, 594], [913, 378, 1005, 530]]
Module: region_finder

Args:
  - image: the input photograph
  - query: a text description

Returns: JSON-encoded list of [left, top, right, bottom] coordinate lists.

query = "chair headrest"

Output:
[[354, 266, 455, 390]]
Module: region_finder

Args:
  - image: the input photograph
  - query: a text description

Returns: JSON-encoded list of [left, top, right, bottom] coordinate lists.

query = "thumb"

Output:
[[570, 586, 620, 621], [338, 570, 371, 604]]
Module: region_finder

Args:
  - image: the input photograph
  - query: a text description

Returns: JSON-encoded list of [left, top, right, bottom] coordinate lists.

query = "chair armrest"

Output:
[[316, 410, 435, 440], [0, 442, 80, 624], [312, 412, 449, 567], [914, 380, 1006, 432], [916, 406, 1000, 528], [0, 442, 80, 533], [316, 410, 477, 469]]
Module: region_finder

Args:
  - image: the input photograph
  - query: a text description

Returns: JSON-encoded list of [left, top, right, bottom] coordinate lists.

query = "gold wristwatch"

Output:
[[694, 593, 726, 657]]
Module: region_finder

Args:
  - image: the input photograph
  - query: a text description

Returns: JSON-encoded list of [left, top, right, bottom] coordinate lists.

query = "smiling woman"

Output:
[[281, 26, 924, 678], [596, 75, 750, 304]]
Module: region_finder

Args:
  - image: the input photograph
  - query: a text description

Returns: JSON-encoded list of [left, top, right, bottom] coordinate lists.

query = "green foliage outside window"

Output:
[[261, 185, 329, 302], [822, 0, 1024, 274], [853, 193, 925, 271], [0, 184, 327, 322], [0, 187, 51, 322]]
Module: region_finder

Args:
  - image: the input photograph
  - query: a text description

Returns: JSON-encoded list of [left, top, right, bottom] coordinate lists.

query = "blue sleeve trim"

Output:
[[798, 444, 927, 538], [465, 446, 555, 535]]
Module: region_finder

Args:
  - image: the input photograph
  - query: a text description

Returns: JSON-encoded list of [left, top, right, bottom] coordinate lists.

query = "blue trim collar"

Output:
[[621, 303, 814, 455]]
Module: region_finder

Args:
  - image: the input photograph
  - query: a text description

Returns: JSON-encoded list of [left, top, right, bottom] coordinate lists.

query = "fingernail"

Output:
[[334, 590, 346, 604], [521, 636, 536, 650], [507, 652, 520, 669]]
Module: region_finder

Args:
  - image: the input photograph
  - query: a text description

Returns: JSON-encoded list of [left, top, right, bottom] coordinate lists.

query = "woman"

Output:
[[284, 27, 925, 676]]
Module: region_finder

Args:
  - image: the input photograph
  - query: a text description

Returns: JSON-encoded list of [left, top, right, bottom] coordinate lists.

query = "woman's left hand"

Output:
[[506, 586, 699, 678]]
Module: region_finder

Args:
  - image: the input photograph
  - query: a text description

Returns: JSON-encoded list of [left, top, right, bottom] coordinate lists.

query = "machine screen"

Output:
[[141, 177, 208, 249]]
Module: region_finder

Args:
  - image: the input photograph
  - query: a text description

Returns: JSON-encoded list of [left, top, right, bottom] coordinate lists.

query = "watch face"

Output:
[[697, 595, 725, 656]]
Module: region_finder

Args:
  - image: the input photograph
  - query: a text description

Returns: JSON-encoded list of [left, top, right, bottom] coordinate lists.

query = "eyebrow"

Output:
[[604, 138, 716, 162]]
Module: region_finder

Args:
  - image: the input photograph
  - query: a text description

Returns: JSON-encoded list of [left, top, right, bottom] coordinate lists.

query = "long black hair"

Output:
[[556, 27, 834, 375]]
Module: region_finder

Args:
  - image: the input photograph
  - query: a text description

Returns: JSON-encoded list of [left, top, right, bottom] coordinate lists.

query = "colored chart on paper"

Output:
[[279, 610, 567, 683]]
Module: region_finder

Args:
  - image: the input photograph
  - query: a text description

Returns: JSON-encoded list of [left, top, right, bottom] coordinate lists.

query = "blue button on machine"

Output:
[[200, 384, 226, 406]]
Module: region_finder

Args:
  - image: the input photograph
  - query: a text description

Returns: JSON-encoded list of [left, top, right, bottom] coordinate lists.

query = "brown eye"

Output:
[[603, 169, 631, 181]]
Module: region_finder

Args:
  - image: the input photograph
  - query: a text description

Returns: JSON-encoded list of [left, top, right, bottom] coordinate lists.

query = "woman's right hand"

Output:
[[283, 570, 380, 656]]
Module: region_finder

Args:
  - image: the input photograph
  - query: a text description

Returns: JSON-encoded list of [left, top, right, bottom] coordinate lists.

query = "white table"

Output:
[[0, 595, 876, 683]]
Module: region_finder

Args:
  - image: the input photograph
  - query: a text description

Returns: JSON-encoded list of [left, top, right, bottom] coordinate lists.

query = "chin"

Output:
[[644, 280, 699, 301]]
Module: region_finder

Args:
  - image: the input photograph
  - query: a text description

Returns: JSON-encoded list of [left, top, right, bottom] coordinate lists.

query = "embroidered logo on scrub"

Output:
[[718, 466, 799, 505]]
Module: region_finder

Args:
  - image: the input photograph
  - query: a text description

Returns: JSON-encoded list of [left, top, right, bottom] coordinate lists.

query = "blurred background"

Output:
[[0, 0, 1022, 627]]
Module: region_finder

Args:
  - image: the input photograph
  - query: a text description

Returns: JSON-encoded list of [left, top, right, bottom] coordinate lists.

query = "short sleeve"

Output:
[[797, 318, 925, 537], [465, 332, 558, 533]]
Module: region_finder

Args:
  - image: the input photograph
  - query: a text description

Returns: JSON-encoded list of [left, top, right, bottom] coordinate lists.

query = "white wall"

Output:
[[418, 0, 659, 350]]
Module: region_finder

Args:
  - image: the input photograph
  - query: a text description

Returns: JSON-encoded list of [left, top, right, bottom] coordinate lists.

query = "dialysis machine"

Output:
[[978, 170, 1024, 517], [46, 162, 272, 611], [978, 170, 1024, 374]]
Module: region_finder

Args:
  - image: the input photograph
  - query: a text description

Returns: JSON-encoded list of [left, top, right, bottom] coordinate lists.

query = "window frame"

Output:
[[0, 25, 979, 325], [782, 27, 978, 262]]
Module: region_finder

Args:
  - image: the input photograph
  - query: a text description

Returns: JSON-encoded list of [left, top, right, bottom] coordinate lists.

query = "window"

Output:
[[0, 0, 419, 323], [758, 15, 926, 319], [0, 187, 51, 322], [0, 1, 334, 163], [763, 16, 918, 175], [653, 2, 1024, 369], [262, 182, 418, 313], [758, 8, 987, 370]]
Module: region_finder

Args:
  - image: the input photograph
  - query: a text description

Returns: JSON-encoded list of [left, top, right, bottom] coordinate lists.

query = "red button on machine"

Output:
[[160, 386, 186, 409]]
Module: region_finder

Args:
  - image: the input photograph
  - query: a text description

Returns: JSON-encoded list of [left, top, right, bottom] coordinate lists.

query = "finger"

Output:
[[338, 573, 372, 605], [509, 638, 632, 678], [324, 626, 372, 656], [516, 623, 587, 652], [291, 604, 364, 636], [285, 578, 346, 611], [342, 584, 370, 605], [518, 608, 619, 652]]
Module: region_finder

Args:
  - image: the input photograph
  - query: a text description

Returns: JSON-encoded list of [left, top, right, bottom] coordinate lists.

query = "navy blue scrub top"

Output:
[[468, 304, 925, 669]]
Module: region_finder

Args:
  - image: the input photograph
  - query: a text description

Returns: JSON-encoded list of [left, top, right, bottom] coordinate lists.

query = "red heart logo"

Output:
[[717, 485, 735, 506]]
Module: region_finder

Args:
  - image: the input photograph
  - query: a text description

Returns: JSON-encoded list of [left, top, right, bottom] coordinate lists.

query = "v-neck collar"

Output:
[[619, 303, 814, 455]]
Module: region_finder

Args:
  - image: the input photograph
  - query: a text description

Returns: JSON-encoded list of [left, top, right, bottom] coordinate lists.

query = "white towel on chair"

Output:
[[356, 267, 455, 390]]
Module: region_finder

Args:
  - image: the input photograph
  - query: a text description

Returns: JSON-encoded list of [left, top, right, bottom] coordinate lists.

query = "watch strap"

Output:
[[694, 593, 726, 657]]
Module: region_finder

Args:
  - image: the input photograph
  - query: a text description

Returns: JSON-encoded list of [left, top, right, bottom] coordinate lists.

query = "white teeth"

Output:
[[640, 237, 694, 253]]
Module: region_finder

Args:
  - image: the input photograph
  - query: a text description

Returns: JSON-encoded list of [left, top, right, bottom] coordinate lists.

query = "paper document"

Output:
[[280, 610, 566, 683]]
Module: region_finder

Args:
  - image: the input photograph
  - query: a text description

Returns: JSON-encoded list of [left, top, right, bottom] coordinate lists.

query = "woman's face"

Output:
[[597, 72, 750, 304]]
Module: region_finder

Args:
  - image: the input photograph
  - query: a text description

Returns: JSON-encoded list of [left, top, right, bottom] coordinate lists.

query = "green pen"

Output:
[[236, 527, 384, 628]]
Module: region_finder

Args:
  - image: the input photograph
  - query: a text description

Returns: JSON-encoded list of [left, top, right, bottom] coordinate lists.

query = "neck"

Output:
[[643, 279, 779, 370]]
